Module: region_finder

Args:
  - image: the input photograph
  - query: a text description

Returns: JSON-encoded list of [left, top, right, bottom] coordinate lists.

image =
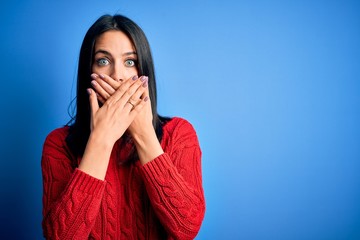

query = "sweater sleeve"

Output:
[[140, 118, 205, 239], [41, 128, 106, 239]]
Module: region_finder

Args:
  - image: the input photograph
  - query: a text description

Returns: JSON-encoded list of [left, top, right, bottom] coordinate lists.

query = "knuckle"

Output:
[[104, 100, 112, 107], [126, 89, 134, 96], [114, 82, 121, 89], [119, 84, 128, 92]]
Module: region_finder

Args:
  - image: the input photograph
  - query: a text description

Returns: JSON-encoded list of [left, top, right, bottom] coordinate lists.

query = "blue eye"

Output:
[[125, 59, 136, 67], [97, 58, 109, 66]]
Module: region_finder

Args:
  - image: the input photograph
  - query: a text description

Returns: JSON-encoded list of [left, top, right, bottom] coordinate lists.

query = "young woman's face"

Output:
[[92, 30, 138, 81]]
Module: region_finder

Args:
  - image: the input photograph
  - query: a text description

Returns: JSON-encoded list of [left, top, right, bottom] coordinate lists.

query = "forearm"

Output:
[[135, 118, 206, 238], [42, 169, 105, 239], [140, 153, 205, 239], [78, 130, 114, 180], [41, 129, 105, 239]]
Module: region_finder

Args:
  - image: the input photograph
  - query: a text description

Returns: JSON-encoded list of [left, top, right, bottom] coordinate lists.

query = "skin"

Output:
[[79, 30, 164, 180]]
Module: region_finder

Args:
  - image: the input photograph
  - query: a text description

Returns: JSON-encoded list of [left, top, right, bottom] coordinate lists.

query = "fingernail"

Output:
[[99, 74, 105, 79], [87, 89, 92, 95], [142, 79, 148, 87], [144, 96, 149, 102], [91, 73, 98, 79], [91, 80, 97, 86], [132, 75, 138, 80], [140, 76, 148, 82]]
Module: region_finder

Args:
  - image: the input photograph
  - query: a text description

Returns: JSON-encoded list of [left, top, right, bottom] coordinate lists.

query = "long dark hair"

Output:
[[66, 14, 168, 161]]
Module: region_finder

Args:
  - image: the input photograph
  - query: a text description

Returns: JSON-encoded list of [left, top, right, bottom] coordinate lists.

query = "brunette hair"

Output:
[[66, 14, 168, 160]]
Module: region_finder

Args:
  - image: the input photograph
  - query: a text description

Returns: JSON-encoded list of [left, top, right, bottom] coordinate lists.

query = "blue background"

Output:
[[1, 0, 359, 239]]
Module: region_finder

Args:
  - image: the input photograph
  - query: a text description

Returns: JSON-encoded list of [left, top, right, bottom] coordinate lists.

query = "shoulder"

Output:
[[162, 117, 199, 148], [43, 126, 70, 155], [42, 126, 77, 178], [163, 117, 197, 135], [45, 126, 70, 144]]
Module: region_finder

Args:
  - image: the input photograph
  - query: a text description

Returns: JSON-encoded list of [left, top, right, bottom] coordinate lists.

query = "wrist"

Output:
[[88, 129, 115, 152], [131, 126, 155, 144], [131, 128, 164, 165]]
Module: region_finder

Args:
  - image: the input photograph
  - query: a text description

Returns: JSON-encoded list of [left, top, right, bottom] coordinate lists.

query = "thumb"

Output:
[[88, 88, 99, 118]]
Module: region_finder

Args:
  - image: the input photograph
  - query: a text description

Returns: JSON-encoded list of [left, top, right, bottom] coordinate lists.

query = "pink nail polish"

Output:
[[91, 73, 98, 79], [140, 76, 148, 82], [87, 89, 92, 95], [142, 79, 148, 87], [99, 74, 105, 79], [144, 96, 149, 102], [132, 75, 138, 80], [91, 80, 97, 86]]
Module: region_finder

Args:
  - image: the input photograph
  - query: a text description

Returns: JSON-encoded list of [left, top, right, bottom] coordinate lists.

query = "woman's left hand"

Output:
[[91, 73, 153, 139]]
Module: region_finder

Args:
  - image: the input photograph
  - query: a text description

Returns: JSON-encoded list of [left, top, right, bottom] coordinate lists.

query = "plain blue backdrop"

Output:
[[1, 0, 360, 239]]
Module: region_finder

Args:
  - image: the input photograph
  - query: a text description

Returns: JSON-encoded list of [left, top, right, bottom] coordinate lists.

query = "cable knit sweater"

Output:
[[41, 117, 205, 239]]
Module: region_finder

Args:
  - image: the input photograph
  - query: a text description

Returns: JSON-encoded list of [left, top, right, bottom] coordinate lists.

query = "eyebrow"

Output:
[[123, 51, 137, 56], [94, 49, 137, 57]]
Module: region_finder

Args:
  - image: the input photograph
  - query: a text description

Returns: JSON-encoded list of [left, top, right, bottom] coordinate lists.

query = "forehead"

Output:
[[94, 30, 135, 52]]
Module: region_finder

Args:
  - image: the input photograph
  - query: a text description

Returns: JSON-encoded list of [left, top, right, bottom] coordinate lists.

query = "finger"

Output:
[[96, 92, 106, 105], [118, 76, 148, 108], [129, 96, 149, 117], [128, 78, 149, 105], [124, 101, 135, 112], [98, 73, 139, 87], [96, 78, 116, 95], [123, 88, 148, 114], [107, 75, 146, 105], [91, 74, 137, 102], [91, 80, 112, 100], [97, 73, 121, 90], [88, 88, 99, 119]]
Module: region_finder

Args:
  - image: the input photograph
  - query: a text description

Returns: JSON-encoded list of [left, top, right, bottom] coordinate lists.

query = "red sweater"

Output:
[[41, 117, 205, 239]]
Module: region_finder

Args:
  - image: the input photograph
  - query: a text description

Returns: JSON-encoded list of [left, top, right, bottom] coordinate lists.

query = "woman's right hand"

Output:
[[88, 75, 149, 146]]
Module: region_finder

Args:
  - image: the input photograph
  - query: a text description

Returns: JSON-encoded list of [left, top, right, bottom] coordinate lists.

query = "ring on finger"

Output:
[[127, 100, 135, 109]]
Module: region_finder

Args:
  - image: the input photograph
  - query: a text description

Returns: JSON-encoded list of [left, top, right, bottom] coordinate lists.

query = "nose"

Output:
[[110, 63, 125, 81]]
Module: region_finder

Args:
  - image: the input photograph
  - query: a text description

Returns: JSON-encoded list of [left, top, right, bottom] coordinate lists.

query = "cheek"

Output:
[[128, 67, 139, 77], [120, 68, 139, 81], [92, 64, 100, 74], [92, 64, 107, 74]]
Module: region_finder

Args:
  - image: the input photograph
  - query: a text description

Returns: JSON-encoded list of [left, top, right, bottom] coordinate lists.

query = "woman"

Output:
[[41, 14, 205, 239]]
